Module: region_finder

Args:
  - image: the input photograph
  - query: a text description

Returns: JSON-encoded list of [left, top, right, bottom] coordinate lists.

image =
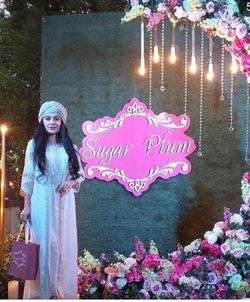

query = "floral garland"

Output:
[[77, 172, 250, 299], [121, 0, 250, 80]]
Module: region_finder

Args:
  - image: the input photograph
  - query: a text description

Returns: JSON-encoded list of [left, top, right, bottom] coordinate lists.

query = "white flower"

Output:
[[230, 213, 243, 226], [205, 231, 218, 244], [174, 6, 187, 19], [213, 226, 223, 237], [116, 277, 127, 289]]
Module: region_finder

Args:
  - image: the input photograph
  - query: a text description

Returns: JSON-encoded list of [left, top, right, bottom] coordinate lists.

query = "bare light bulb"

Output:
[[231, 56, 238, 74], [207, 62, 214, 81], [138, 59, 146, 76], [153, 45, 160, 63], [169, 46, 176, 64], [189, 55, 197, 74]]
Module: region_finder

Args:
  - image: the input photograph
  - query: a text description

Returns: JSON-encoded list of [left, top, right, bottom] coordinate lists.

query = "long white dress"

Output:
[[20, 139, 84, 299]]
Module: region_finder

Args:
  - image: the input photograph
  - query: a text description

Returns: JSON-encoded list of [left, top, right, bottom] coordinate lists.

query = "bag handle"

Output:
[[16, 222, 25, 241], [16, 220, 32, 243]]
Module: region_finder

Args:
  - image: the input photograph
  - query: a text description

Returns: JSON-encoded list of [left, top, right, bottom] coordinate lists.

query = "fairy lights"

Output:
[[169, 22, 176, 64], [153, 26, 160, 63], [189, 23, 197, 74], [138, 15, 145, 76], [207, 34, 214, 81]]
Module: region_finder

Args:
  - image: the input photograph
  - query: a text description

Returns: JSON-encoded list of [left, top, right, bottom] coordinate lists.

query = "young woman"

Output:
[[20, 101, 85, 299]]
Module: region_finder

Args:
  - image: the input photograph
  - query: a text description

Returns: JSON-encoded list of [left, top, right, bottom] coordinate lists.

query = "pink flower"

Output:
[[146, 13, 165, 30], [150, 281, 162, 295], [231, 17, 241, 29], [143, 8, 151, 18], [130, 0, 139, 6], [217, 27, 229, 39], [206, 1, 215, 13], [139, 289, 150, 299], [143, 279, 151, 291], [221, 243, 230, 255], [157, 3, 169, 13], [225, 262, 237, 274], [231, 248, 244, 258], [243, 172, 250, 183], [142, 253, 161, 268], [207, 272, 218, 285], [214, 221, 226, 231], [236, 23, 247, 39], [236, 229, 249, 241], [134, 237, 146, 263], [218, 19, 229, 30], [157, 271, 166, 282], [240, 204, 249, 214], [221, 7, 233, 22]]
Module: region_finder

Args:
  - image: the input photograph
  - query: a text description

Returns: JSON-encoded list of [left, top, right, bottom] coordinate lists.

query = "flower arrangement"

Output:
[[78, 172, 250, 299], [121, 0, 250, 80]]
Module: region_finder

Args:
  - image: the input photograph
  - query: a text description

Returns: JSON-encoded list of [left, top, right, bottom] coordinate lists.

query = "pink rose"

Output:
[[221, 243, 230, 255], [226, 229, 236, 238], [214, 221, 226, 231], [231, 248, 244, 258], [206, 1, 215, 13], [236, 23, 247, 39], [236, 229, 249, 241], [218, 19, 229, 29], [222, 7, 233, 22]]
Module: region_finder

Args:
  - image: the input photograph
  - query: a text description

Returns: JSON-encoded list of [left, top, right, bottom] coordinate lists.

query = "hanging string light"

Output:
[[149, 29, 153, 110], [220, 39, 225, 101], [153, 25, 160, 64], [198, 30, 204, 157], [160, 18, 165, 92], [138, 15, 145, 76], [229, 65, 234, 132], [245, 80, 250, 165], [207, 34, 214, 81], [184, 21, 188, 115], [189, 23, 197, 74], [169, 22, 177, 64], [231, 55, 238, 74]]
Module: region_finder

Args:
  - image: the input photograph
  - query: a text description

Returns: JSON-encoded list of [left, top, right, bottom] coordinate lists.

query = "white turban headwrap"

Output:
[[38, 101, 67, 124]]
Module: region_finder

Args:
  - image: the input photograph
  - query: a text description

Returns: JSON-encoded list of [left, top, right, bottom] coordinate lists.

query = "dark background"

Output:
[[41, 12, 248, 257]]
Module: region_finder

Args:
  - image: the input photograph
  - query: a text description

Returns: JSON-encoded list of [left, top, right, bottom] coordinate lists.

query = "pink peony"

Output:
[[236, 23, 247, 39], [214, 221, 226, 231]]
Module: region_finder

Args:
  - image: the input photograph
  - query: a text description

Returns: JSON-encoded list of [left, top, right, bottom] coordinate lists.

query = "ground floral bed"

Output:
[[77, 173, 250, 299]]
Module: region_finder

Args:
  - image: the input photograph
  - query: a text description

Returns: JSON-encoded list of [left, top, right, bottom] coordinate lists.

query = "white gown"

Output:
[[20, 139, 84, 299]]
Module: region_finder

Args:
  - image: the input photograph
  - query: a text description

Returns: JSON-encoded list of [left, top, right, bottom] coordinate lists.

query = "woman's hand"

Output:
[[57, 179, 78, 197], [20, 206, 31, 222]]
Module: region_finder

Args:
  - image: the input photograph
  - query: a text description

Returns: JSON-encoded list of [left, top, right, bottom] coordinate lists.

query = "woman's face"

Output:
[[43, 112, 62, 135]]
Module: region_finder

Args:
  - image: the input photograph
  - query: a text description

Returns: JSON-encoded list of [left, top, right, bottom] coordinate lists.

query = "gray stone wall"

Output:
[[41, 12, 247, 257]]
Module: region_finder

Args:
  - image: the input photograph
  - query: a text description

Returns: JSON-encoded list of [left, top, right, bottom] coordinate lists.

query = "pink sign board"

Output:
[[79, 98, 196, 196]]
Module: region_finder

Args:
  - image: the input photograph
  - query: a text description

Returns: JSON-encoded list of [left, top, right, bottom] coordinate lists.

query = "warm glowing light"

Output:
[[0, 125, 7, 134], [138, 59, 146, 76], [207, 62, 214, 81], [189, 55, 197, 74], [231, 56, 238, 74], [9, 181, 13, 187], [169, 46, 176, 63], [153, 45, 160, 63]]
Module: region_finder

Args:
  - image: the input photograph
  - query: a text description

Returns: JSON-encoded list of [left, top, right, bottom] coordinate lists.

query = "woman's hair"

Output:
[[33, 121, 80, 179]]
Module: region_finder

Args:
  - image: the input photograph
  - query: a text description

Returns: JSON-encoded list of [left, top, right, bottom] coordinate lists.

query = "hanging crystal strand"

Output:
[[184, 20, 188, 115], [245, 80, 250, 164], [160, 18, 165, 91], [138, 15, 145, 76], [189, 22, 197, 74], [198, 30, 204, 157], [149, 29, 153, 110], [153, 25, 159, 64], [169, 22, 176, 63], [229, 67, 234, 132], [220, 39, 225, 101], [207, 34, 214, 81]]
